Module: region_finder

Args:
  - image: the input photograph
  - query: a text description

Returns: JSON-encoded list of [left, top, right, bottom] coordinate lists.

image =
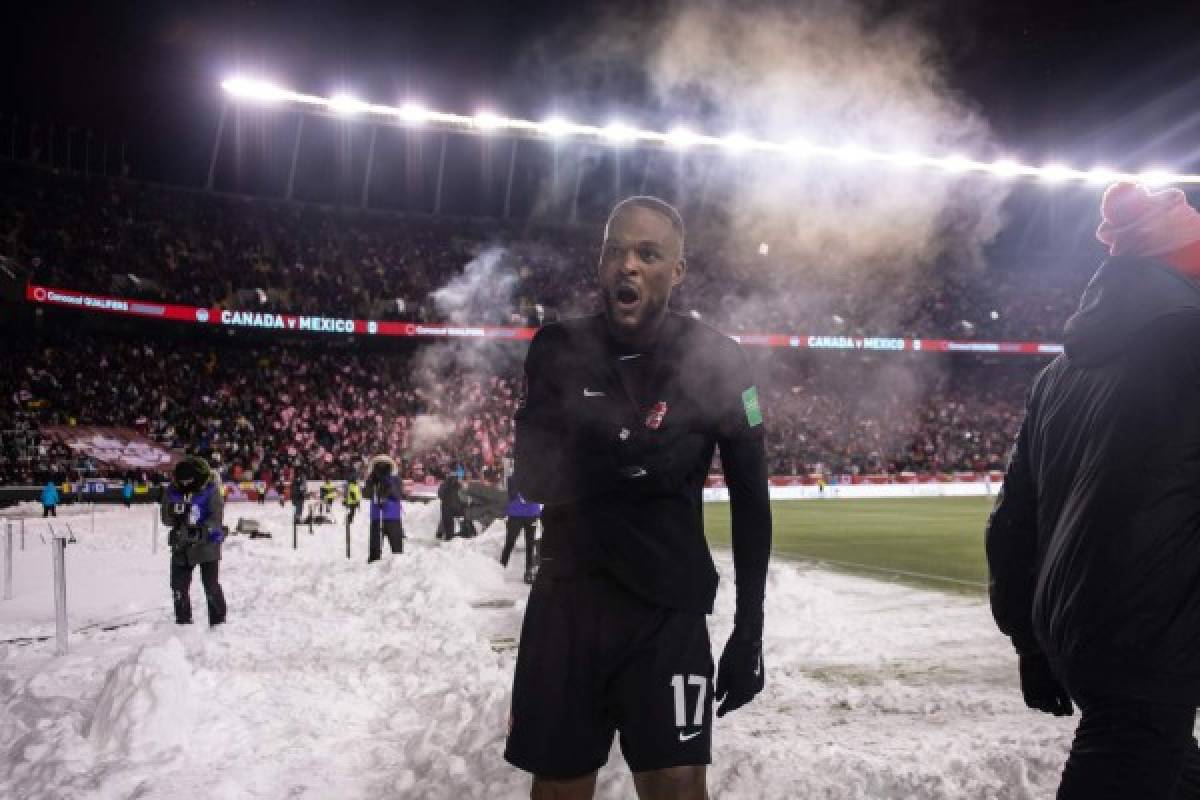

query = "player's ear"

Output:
[[672, 257, 687, 288]]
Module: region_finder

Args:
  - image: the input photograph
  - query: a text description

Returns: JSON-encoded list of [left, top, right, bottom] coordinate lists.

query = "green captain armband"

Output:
[[742, 386, 763, 427]]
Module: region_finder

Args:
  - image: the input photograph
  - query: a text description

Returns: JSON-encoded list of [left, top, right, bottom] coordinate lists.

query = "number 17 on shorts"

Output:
[[671, 674, 708, 741], [612, 612, 714, 771]]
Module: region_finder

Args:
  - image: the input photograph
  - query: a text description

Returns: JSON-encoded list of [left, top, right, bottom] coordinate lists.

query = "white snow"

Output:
[[1, 500, 1077, 799]]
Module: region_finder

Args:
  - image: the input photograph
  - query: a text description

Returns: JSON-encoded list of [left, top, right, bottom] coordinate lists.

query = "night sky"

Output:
[[3, 1, 1200, 204]]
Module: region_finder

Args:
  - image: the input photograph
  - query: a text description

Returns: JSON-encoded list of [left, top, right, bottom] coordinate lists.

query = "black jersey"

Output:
[[512, 312, 771, 617]]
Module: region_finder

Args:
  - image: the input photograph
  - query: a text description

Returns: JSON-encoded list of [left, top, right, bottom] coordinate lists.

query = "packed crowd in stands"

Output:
[[1, 163, 1089, 340], [0, 338, 521, 487], [760, 360, 1027, 477], [0, 334, 1035, 486], [0, 161, 1074, 487]]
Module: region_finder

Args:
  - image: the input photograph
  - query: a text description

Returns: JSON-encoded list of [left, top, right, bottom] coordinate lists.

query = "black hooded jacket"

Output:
[[987, 256, 1200, 702]]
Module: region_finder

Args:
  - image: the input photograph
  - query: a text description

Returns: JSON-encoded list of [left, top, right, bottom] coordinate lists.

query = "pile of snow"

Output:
[[1, 500, 1078, 798], [87, 637, 198, 755]]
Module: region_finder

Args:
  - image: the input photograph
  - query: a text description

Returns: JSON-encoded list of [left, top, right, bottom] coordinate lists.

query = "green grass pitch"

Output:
[[704, 496, 996, 594]]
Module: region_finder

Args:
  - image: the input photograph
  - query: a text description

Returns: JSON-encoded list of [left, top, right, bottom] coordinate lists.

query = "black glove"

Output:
[[1019, 653, 1073, 716], [715, 626, 764, 718]]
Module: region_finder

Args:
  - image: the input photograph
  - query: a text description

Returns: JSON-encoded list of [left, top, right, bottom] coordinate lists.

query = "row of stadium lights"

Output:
[[221, 78, 1198, 187]]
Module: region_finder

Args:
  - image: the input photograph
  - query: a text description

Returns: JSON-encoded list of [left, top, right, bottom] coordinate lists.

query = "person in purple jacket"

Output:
[[502, 483, 542, 585], [364, 455, 404, 562], [161, 456, 226, 626]]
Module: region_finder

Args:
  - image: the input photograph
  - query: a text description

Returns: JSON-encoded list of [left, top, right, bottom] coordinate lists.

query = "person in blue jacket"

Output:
[[161, 457, 227, 626], [364, 455, 404, 561], [501, 484, 542, 585], [41, 480, 60, 517], [122, 478, 134, 508]]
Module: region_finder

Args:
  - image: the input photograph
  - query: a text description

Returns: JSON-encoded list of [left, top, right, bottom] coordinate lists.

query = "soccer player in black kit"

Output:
[[504, 196, 772, 799]]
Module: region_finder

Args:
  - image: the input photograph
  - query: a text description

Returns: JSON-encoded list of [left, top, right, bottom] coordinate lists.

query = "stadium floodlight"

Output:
[[602, 121, 635, 144], [328, 93, 367, 115], [221, 77, 290, 103], [666, 127, 697, 149], [940, 154, 973, 173], [541, 116, 572, 138], [602, 122, 635, 143], [722, 133, 753, 154], [786, 138, 815, 158], [1139, 168, 1172, 187], [1038, 163, 1075, 183], [986, 158, 1024, 178], [1083, 166, 1119, 186], [217, 79, 1200, 187], [884, 150, 925, 169], [397, 103, 428, 124], [473, 110, 503, 131], [834, 144, 871, 164]]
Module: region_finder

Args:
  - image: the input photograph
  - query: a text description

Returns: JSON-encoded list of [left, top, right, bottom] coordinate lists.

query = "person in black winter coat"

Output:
[[437, 472, 465, 540], [290, 471, 307, 523], [501, 484, 542, 585], [988, 182, 1200, 799], [162, 456, 227, 626]]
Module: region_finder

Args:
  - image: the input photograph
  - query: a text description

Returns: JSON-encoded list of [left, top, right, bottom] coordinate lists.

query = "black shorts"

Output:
[[504, 571, 713, 779]]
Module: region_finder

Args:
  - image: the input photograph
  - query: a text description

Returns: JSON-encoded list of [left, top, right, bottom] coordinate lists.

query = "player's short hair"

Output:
[[605, 196, 685, 250]]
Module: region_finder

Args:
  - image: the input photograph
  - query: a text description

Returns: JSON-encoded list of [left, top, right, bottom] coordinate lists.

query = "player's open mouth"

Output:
[[614, 283, 640, 310]]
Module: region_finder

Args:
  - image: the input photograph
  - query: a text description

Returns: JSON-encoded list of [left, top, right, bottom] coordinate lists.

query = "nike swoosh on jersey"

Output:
[[678, 729, 703, 742], [583, 389, 606, 397], [617, 353, 642, 360]]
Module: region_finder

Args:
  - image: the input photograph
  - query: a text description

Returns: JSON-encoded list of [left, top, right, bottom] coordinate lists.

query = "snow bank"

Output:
[[87, 637, 197, 755], [1, 500, 1082, 798]]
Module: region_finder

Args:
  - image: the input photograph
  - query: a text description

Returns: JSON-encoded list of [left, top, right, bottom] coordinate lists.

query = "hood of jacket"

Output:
[[1064, 256, 1200, 366]]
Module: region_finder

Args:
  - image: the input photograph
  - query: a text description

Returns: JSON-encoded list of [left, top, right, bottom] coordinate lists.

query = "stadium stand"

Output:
[[0, 162, 1067, 486], [2, 163, 1086, 338], [1, 333, 1036, 485]]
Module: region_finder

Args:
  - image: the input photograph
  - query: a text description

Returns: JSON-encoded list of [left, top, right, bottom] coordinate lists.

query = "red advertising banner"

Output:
[[26, 284, 1064, 356]]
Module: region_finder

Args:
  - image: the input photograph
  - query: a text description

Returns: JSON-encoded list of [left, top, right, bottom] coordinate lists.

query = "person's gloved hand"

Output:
[[206, 527, 225, 545], [1019, 653, 1073, 716], [715, 626, 765, 717]]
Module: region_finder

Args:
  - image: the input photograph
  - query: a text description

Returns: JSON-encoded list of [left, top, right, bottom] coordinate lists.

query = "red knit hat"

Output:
[[1096, 182, 1200, 258]]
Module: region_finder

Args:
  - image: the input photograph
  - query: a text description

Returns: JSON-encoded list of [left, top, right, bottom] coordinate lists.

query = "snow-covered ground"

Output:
[[1, 500, 1077, 799]]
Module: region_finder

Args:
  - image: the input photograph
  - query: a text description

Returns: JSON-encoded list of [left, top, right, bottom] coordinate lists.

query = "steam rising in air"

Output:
[[409, 248, 522, 455], [528, 0, 1008, 281], [513, 0, 1012, 448]]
